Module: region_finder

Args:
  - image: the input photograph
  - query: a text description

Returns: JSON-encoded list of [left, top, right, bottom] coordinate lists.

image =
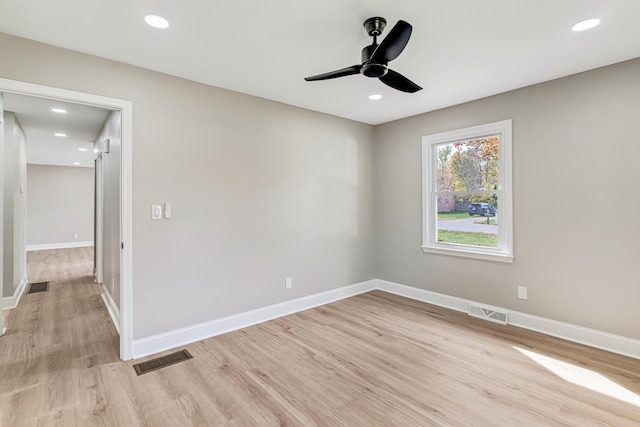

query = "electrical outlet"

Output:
[[285, 277, 292, 290], [517, 286, 528, 300], [73, 233, 78, 239]]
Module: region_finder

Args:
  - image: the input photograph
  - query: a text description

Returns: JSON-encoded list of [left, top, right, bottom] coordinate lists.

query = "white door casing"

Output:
[[0, 78, 133, 360]]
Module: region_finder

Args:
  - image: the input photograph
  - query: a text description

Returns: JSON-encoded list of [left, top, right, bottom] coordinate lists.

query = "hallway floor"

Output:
[[0, 247, 119, 425]]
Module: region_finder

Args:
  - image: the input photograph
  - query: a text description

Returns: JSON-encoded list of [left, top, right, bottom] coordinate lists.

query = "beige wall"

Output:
[[0, 33, 375, 339], [374, 58, 640, 340], [26, 164, 94, 246], [3, 111, 27, 298]]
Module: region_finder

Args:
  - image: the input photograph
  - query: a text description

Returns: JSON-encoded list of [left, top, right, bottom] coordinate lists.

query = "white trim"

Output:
[[132, 280, 376, 359], [100, 283, 120, 334], [420, 245, 514, 263], [511, 314, 640, 360], [27, 241, 93, 251], [375, 279, 470, 312], [0, 78, 134, 361], [2, 275, 28, 310], [375, 279, 640, 360], [119, 96, 133, 361]]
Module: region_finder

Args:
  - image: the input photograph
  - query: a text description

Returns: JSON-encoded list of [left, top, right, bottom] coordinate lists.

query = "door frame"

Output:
[[0, 78, 133, 360]]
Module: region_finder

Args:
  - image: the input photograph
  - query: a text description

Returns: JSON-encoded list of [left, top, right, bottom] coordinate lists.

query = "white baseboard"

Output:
[[100, 284, 120, 334], [375, 279, 470, 313], [27, 241, 93, 251], [130, 277, 640, 361], [507, 312, 640, 361], [132, 280, 376, 359], [2, 276, 28, 310], [375, 279, 640, 360]]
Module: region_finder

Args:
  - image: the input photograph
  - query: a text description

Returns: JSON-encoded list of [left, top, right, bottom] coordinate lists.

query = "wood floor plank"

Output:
[[1, 248, 639, 425]]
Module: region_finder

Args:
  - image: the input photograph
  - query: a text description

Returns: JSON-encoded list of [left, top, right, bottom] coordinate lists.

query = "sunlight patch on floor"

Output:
[[514, 346, 640, 407]]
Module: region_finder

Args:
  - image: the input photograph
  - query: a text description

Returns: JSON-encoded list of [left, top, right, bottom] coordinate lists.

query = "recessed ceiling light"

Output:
[[54, 133, 67, 137], [78, 148, 88, 152], [51, 108, 67, 114], [144, 14, 170, 29], [72, 162, 81, 166], [572, 18, 601, 32], [369, 94, 383, 100]]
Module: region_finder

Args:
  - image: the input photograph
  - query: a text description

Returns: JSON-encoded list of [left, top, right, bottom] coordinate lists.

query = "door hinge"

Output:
[[121, 242, 124, 250]]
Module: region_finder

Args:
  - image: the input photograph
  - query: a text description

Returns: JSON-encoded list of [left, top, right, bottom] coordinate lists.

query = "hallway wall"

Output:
[[2, 111, 27, 299], [26, 164, 94, 248]]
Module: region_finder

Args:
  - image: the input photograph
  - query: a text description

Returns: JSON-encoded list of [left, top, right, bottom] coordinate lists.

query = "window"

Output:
[[422, 120, 513, 262]]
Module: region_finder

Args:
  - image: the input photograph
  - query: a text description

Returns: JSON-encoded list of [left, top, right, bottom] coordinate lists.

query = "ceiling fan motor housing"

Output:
[[361, 62, 388, 78]]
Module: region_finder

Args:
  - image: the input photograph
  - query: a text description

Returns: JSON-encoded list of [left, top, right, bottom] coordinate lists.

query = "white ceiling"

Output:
[[3, 93, 110, 168], [1, 1, 640, 125]]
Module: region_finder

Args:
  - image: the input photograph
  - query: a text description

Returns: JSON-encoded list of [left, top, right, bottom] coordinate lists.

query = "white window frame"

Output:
[[422, 120, 513, 263]]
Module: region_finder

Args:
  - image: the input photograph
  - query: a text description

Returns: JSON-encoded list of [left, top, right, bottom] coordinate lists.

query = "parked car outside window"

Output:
[[468, 203, 497, 216]]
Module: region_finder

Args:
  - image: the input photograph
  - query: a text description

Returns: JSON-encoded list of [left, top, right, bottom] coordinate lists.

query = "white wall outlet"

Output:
[[151, 204, 163, 220], [164, 202, 172, 219], [73, 233, 78, 239], [285, 277, 292, 290], [517, 286, 528, 300]]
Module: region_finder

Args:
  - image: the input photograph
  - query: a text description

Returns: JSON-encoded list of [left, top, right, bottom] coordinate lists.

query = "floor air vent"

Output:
[[133, 349, 193, 376], [28, 282, 49, 294], [468, 304, 508, 325]]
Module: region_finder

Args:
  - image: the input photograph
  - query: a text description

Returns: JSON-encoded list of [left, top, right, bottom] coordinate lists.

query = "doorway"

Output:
[[0, 78, 133, 360]]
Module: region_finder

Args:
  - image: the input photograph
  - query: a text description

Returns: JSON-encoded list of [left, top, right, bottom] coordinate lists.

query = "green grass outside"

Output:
[[437, 230, 498, 247], [437, 212, 470, 220]]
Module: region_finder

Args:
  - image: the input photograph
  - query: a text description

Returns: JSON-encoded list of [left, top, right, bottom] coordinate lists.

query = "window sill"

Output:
[[421, 245, 514, 263]]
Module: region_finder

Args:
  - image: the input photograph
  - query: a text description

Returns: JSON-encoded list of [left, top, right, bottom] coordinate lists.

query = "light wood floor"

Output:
[[1, 248, 639, 426]]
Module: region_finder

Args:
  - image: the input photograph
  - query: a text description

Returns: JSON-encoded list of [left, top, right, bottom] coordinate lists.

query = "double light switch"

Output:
[[151, 202, 172, 220]]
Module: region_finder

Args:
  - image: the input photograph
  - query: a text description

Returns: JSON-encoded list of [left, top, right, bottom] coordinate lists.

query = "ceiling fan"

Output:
[[304, 17, 422, 93]]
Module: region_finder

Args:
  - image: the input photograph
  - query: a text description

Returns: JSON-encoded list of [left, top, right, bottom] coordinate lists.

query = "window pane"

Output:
[[437, 195, 498, 248], [437, 136, 500, 192], [436, 144, 456, 191]]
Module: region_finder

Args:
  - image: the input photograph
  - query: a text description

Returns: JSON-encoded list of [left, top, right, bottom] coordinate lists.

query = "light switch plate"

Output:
[[151, 205, 163, 220]]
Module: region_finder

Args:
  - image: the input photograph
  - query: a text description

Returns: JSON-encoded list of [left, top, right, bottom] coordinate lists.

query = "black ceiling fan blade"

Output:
[[304, 65, 362, 81], [371, 20, 412, 64], [379, 69, 422, 93]]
